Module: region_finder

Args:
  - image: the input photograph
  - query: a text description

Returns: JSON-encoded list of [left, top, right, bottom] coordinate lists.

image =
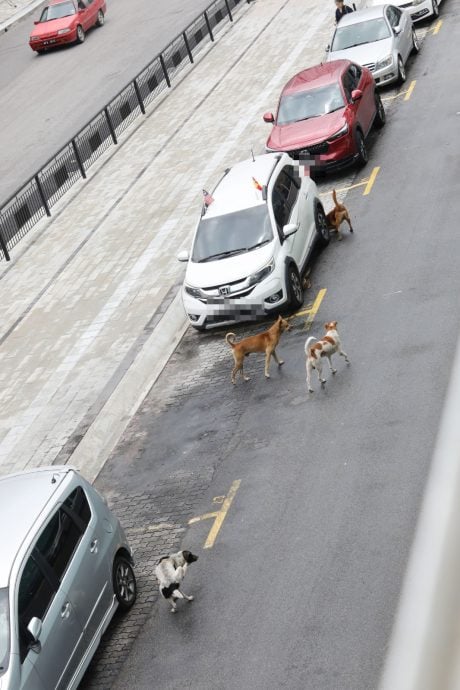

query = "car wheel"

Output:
[[96, 9, 104, 27], [286, 264, 303, 310], [76, 24, 85, 44], [397, 55, 406, 85], [315, 203, 330, 248], [355, 129, 368, 167], [113, 555, 137, 612], [431, 0, 439, 17], [411, 29, 420, 55], [374, 93, 386, 128]]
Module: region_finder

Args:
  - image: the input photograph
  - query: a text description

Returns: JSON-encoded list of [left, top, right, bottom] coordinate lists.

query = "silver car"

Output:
[[327, 5, 419, 87], [0, 467, 136, 690]]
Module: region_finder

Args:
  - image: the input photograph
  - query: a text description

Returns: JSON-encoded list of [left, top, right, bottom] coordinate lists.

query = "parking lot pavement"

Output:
[[0, 0, 337, 481]]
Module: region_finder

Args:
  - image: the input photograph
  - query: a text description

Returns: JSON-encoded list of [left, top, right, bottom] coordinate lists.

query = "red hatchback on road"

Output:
[[29, 0, 107, 54], [263, 60, 385, 173]]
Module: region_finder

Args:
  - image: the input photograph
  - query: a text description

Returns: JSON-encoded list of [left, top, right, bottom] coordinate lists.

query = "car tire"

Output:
[[431, 0, 439, 17], [286, 264, 303, 310], [315, 203, 330, 248], [397, 55, 406, 85], [355, 129, 368, 168], [411, 29, 420, 55], [96, 9, 104, 27], [76, 24, 85, 44], [113, 555, 137, 612], [374, 93, 386, 128]]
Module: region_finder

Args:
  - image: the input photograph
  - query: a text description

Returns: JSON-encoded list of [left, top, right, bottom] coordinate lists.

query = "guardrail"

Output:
[[0, 0, 244, 262]]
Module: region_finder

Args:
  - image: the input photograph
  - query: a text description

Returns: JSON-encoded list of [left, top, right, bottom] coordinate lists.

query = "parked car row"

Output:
[[179, 2, 437, 332]]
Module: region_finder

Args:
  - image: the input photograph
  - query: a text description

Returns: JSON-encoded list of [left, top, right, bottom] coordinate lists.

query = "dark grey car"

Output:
[[0, 467, 136, 690]]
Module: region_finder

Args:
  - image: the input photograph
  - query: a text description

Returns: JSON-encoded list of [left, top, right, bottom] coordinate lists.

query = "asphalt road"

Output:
[[0, 0, 217, 203], [80, 3, 460, 689]]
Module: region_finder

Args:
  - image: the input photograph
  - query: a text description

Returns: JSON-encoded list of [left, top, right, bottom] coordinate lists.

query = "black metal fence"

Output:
[[0, 0, 244, 262]]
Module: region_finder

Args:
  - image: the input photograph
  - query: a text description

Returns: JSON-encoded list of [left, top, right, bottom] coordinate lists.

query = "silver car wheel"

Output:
[[397, 56, 406, 85], [113, 556, 137, 610]]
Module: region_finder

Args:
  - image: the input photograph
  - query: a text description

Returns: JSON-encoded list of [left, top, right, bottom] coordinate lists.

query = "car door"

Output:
[[16, 529, 83, 690], [272, 166, 309, 270], [342, 66, 372, 138], [76, 0, 92, 30], [387, 5, 411, 62], [56, 485, 114, 684]]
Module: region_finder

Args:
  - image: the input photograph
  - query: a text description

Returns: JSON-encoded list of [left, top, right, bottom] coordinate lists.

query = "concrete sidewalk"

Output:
[[0, 0, 334, 482], [0, 0, 43, 31]]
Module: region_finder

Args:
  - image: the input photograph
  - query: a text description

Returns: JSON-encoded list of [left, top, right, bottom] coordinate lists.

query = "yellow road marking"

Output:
[[319, 178, 369, 196], [433, 19, 442, 35], [404, 80, 416, 102], [289, 288, 327, 330], [188, 479, 241, 549], [363, 166, 380, 196]]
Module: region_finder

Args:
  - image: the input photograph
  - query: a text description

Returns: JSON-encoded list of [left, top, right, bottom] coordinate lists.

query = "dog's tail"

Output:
[[305, 336, 316, 356], [332, 189, 339, 208], [226, 332, 237, 347]]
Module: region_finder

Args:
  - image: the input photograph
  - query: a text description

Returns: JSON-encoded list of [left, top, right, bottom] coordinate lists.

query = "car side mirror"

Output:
[[351, 89, 363, 102], [282, 223, 299, 238], [177, 249, 189, 262], [326, 44, 330, 52], [27, 617, 42, 653], [263, 112, 274, 124], [393, 25, 401, 35]]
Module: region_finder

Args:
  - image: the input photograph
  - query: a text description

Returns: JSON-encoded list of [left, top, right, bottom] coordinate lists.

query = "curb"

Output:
[[0, 0, 43, 33]]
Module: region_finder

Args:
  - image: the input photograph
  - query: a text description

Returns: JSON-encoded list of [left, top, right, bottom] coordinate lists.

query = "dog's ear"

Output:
[[182, 550, 198, 564], [324, 322, 329, 330]]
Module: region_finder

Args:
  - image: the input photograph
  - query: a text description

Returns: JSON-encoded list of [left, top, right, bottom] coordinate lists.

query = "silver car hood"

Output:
[[329, 37, 394, 66]]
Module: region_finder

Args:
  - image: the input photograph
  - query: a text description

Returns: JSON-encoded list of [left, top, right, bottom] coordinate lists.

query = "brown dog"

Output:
[[226, 315, 292, 384], [326, 189, 353, 240]]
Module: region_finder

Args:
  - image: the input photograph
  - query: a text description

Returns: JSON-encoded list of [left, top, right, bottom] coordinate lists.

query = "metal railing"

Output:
[[0, 0, 244, 262]]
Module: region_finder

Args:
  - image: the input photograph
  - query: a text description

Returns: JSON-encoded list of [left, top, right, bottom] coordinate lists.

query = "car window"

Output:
[[342, 72, 353, 102], [277, 84, 345, 124], [192, 205, 273, 263], [272, 167, 300, 229], [386, 6, 401, 26], [39, 1, 76, 21], [36, 488, 90, 582], [348, 64, 362, 89], [18, 556, 57, 662], [332, 18, 391, 50]]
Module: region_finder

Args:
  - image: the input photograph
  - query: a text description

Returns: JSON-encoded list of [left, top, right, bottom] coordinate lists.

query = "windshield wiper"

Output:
[[245, 239, 271, 251], [198, 248, 246, 262]]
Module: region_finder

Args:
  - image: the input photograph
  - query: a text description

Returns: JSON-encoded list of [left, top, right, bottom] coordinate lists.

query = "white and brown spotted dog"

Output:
[[326, 189, 354, 240], [305, 321, 350, 393], [154, 550, 198, 613]]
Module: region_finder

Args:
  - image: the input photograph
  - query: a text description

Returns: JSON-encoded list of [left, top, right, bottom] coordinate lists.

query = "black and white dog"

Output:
[[154, 550, 198, 613]]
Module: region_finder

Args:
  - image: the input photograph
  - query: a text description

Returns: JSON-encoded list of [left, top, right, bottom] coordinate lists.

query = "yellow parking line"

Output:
[[404, 80, 416, 102], [433, 19, 443, 35], [363, 166, 380, 196], [188, 479, 241, 549], [290, 288, 327, 330], [319, 178, 369, 196]]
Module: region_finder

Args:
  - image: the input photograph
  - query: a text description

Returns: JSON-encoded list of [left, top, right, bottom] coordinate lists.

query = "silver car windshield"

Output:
[[39, 1, 76, 21], [277, 84, 345, 125], [332, 18, 391, 51], [0, 588, 10, 676], [192, 205, 273, 263]]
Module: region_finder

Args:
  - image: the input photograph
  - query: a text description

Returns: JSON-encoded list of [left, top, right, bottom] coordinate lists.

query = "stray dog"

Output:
[[226, 315, 292, 384], [155, 550, 198, 613], [326, 189, 354, 240], [305, 321, 350, 393]]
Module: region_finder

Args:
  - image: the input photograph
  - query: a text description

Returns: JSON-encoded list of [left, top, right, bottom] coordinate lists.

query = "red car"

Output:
[[263, 60, 385, 173], [29, 0, 107, 54]]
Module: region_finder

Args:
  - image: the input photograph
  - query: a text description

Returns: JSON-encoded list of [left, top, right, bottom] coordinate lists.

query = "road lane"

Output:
[[85, 3, 460, 688], [0, 0, 223, 202]]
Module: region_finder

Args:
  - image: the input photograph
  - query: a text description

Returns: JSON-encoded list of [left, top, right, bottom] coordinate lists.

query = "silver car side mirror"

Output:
[[27, 617, 42, 653], [283, 223, 299, 238]]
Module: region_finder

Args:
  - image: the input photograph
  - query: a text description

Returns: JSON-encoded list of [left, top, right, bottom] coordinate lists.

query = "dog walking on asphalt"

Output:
[[305, 321, 350, 393], [155, 550, 198, 613]]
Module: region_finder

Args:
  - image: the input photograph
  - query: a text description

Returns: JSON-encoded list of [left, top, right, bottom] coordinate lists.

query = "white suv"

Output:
[[178, 153, 329, 330]]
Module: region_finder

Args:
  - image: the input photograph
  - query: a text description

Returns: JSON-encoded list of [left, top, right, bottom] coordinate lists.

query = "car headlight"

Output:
[[376, 55, 393, 70], [58, 28, 71, 34], [327, 123, 348, 142], [248, 259, 275, 287], [184, 285, 203, 299]]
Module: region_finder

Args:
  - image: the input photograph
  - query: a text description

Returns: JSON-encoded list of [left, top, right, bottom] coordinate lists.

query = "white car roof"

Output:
[[204, 153, 280, 218]]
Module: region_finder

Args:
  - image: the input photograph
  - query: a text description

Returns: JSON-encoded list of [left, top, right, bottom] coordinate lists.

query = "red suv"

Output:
[[263, 60, 385, 173]]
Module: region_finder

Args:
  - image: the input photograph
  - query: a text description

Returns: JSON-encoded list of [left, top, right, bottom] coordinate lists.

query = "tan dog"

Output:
[[226, 315, 292, 384], [305, 320, 350, 393], [326, 189, 354, 240]]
